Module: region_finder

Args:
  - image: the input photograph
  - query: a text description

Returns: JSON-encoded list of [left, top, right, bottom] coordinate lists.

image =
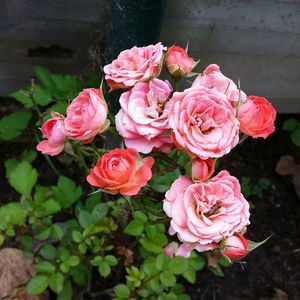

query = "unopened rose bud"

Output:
[[165, 45, 196, 79], [188, 157, 215, 182], [221, 234, 249, 261]]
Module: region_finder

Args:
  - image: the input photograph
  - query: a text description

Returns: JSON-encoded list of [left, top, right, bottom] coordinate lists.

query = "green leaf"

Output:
[[169, 257, 188, 274], [208, 267, 224, 277], [248, 235, 271, 252], [114, 284, 131, 299], [124, 219, 144, 236], [72, 230, 83, 243], [140, 234, 168, 253], [85, 193, 101, 212], [104, 255, 118, 266], [40, 244, 57, 260], [48, 272, 64, 294], [283, 118, 298, 131], [99, 262, 111, 277], [51, 224, 64, 240], [27, 275, 48, 295], [291, 127, 300, 147], [91, 203, 108, 222], [68, 255, 80, 267], [183, 268, 196, 283], [78, 210, 92, 228], [133, 211, 148, 222], [145, 224, 157, 239], [8, 161, 38, 196], [20, 150, 37, 164], [42, 199, 61, 216], [149, 169, 180, 193], [58, 280, 73, 300], [0, 202, 27, 225], [33, 84, 53, 106], [70, 263, 88, 286], [34, 261, 56, 274], [0, 111, 32, 140], [10, 89, 33, 108], [54, 176, 82, 209], [160, 270, 176, 287], [4, 158, 18, 177], [156, 253, 169, 271], [0, 235, 4, 246], [35, 226, 51, 240]]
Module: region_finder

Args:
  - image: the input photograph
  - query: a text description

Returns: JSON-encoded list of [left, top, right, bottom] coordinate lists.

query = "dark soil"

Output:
[[186, 115, 300, 300], [1, 108, 299, 300]]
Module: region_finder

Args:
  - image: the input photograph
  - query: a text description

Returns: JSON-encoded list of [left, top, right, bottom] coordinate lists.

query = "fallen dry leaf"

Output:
[[205, 251, 220, 269], [116, 246, 133, 266], [275, 155, 296, 176], [271, 288, 288, 300], [0, 248, 41, 300]]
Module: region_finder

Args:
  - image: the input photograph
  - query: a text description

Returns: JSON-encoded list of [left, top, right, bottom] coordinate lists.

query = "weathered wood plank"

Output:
[[163, 0, 300, 33], [2, 0, 108, 23], [161, 27, 300, 58]]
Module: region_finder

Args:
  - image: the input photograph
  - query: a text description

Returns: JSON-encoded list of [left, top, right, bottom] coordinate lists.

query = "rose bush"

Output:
[[3, 42, 276, 299]]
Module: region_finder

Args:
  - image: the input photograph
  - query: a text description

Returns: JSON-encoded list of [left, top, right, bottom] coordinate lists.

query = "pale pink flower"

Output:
[[36, 115, 65, 156], [116, 79, 173, 154], [192, 64, 246, 107], [163, 171, 250, 251], [168, 86, 239, 159], [103, 43, 165, 91], [64, 89, 109, 144]]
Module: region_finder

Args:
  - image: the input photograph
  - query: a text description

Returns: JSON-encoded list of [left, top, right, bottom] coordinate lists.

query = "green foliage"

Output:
[[283, 117, 300, 147], [0, 111, 32, 140], [241, 176, 271, 199]]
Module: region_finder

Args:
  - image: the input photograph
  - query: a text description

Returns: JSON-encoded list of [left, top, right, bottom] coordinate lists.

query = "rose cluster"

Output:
[[37, 42, 276, 260]]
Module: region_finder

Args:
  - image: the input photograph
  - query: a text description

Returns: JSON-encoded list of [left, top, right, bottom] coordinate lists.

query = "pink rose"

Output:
[[103, 43, 165, 91], [163, 242, 192, 258], [64, 89, 109, 143], [87, 148, 154, 196], [221, 234, 249, 261], [165, 45, 196, 79], [192, 64, 246, 107], [115, 79, 173, 154], [168, 86, 239, 159], [238, 95, 276, 139], [36, 115, 65, 156], [191, 157, 215, 182], [163, 171, 250, 251]]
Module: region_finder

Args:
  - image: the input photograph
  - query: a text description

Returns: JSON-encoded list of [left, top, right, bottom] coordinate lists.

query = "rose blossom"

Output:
[[103, 43, 165, 91], [87, 148, 154, 196], [163, 171, 250, 251], [221, 234, 249, 261], [64, 88, 109, 143], [168, 86, 239, 159], [36, 114, 65, 156], [165, 45, 196, 79], [238, 95, 276, 139], [190, 157, 215, 182], [192, 64, 246, 107], [115, 79, 173, 154], [163, 242, 192, 258]]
